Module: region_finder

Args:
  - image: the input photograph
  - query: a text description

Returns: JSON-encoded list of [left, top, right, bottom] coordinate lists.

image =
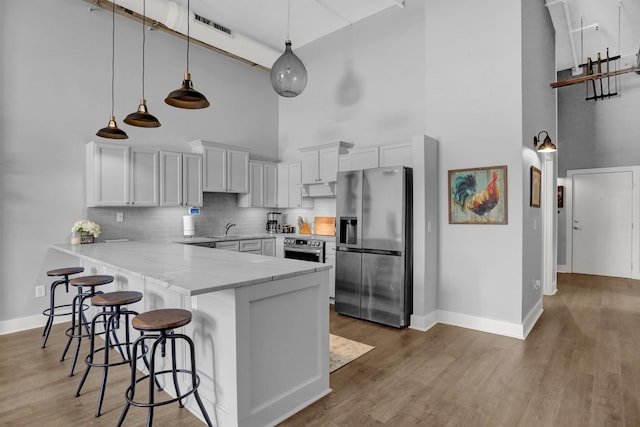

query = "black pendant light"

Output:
[[270, 0, 308, 97], [97, 0, 128, 139], [165, 0, 210, 109], [124, 0, 161, 127]]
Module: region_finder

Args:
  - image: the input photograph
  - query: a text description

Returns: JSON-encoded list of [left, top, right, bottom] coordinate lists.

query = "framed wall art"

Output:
[[448, 165, 508, 224], [530, 166, 541, 208], [557, 185, 564, 208]]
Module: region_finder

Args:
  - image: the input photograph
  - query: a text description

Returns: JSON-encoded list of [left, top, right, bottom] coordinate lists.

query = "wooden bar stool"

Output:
[[75, 291, 144, 417], [117, 309, 213, 427], [61, 275, 114, 377], [41, 267, 84, 348]]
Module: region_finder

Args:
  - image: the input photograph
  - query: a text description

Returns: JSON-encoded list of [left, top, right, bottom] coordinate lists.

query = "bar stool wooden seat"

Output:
[[117, 309, 213, 427], [75, 291, 144, 417], [41, 267, 85, 348], [61, 275, 114, 377]]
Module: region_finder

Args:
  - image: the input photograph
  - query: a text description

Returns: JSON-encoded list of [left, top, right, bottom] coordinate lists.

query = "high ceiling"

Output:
[[103, 0, 639, 73], [547, 0, 640, 73], [189, 0, 404, 51]]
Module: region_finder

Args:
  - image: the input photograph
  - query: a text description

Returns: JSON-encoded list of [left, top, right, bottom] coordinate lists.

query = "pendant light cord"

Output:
[[186, 0, 190, 73], [287, 0, 290, 40], [141, 0, 146, 98], [110, 0, 115, 117]]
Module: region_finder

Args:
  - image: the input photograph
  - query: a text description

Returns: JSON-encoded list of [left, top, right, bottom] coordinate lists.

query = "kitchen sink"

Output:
[[208, 235, 241, 240]]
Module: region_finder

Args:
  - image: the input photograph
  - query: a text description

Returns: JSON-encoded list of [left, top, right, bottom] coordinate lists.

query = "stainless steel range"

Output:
[[283, 237, 326, 263]]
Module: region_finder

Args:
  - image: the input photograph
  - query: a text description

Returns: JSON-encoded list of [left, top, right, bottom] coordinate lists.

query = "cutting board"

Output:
[[313, 216, 336, 236]]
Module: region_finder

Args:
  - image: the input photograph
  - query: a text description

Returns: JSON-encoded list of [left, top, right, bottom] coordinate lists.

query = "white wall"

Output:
[[0, 0, 278, 323], [279, 0, 554, 331], [426, 0, 526, 324], [521, 0, 556, 318], [556, 61, 640, 265], [278, 1, 426, 162]]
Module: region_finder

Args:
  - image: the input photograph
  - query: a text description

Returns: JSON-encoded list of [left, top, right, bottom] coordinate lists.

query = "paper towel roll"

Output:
[[183, 215, 195, 237]]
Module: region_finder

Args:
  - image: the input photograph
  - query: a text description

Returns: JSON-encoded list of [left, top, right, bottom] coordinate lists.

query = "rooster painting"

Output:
[[449, 166, 507, 224]]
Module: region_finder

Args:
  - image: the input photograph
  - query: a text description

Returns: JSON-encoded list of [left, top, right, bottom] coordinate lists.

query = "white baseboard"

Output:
[[522, 299, 543, 339], [437, 309, 526, 339], [0, 314, 67, 336], [557, 264, 569, 273], [409, 310, 438, 332]]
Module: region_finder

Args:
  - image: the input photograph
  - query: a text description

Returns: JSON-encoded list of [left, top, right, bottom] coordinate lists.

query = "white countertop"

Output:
[[51, 241, 331, 296]]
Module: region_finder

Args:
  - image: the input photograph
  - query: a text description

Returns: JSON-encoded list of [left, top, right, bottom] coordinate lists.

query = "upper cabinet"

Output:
[[277, 162, 313, 209], [159, 151, 203, 207], [86, 141, 158, 207], [238, 161, 278, 208], [379, 141, 413, 167], [190, 140, 249, 193], [299, 141, 353, 184], [338, 146, 380, 172]]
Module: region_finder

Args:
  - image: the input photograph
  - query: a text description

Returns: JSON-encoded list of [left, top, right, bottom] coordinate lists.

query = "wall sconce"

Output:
[[533, 131, 557, 153]]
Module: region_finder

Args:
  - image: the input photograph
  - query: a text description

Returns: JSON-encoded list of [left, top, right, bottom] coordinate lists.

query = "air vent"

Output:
[[194, 13, 232, 36]]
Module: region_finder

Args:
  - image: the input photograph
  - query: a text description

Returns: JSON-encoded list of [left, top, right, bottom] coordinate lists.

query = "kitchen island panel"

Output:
[[235, 271, 329, 426]]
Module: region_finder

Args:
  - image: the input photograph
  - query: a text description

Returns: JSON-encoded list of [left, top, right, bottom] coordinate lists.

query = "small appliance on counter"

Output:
[[266, 212, 282, 234], [281, 224, 295, 233]]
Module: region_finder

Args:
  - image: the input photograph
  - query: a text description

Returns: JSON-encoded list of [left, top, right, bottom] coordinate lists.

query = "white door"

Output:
[[572, 171, 633, 278]]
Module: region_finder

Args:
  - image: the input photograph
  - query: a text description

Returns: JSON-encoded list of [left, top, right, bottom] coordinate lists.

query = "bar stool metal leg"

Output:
[[75, 291, 144, 417], [60, 275, 114, 377], [42, 267, 84, 348], [116, 309, 213, 427]]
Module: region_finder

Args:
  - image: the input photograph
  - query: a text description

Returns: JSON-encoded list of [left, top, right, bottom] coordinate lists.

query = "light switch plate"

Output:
[[116, 212, 124, 222]]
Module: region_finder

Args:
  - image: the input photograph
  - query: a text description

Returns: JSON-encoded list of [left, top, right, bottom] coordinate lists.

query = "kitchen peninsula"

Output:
[[51, 241, 331, 427]]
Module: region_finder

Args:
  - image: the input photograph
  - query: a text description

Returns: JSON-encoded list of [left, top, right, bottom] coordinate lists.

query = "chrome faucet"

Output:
[[224, 222, 236, 236]]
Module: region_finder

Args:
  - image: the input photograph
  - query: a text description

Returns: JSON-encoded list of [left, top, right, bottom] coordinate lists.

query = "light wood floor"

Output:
[[2, 273, 639, 426]]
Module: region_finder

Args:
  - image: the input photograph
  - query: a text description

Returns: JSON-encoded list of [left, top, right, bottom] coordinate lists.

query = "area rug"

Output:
[[329, 334, 375, 373]]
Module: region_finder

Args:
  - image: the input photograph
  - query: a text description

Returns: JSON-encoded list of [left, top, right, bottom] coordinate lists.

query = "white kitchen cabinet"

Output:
[[238, 161, 278, 208], [338, 146, 379, 172], [239, 239, 262, 252], [299, 141, 353, 184], [262, 238, 276, 257], [277, 163, 289, 208], [276, 162, 313, 209], [159, 151, 203, 207], [130, 147, 159, 206], [86, 141, 158, 207], [379, 141, 413, 167], [264, 163, 277, 207], [275, 237, 285, 258], [190, 140, 249, 193], [216, 241, 240, 251], [325, 240, 336, 300]]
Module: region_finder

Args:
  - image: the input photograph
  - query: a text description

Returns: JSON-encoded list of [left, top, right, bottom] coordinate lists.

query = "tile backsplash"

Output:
[[88, 193, 337, 241]]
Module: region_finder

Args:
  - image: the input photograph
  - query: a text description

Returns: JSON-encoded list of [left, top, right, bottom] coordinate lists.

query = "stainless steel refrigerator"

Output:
[[334, 166, 412, 328]]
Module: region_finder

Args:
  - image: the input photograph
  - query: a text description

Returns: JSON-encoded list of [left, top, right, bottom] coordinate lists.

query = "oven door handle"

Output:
[[284, 246, 323, 254]]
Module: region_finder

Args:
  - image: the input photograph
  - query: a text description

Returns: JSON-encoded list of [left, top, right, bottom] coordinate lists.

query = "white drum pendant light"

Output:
[[270, 0, 307, 97]]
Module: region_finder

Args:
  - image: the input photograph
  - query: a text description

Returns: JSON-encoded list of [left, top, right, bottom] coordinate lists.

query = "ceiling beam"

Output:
[[82, 0, 270, 71]]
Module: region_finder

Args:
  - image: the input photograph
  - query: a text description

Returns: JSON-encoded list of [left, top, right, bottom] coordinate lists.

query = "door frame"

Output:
[[566, 166, 640, 279]]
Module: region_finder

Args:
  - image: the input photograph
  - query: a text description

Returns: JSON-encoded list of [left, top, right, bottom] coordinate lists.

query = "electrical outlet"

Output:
[[116, 212, 124, 222], [35, 285, 45, 298], [533, 280, 541, 290]]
